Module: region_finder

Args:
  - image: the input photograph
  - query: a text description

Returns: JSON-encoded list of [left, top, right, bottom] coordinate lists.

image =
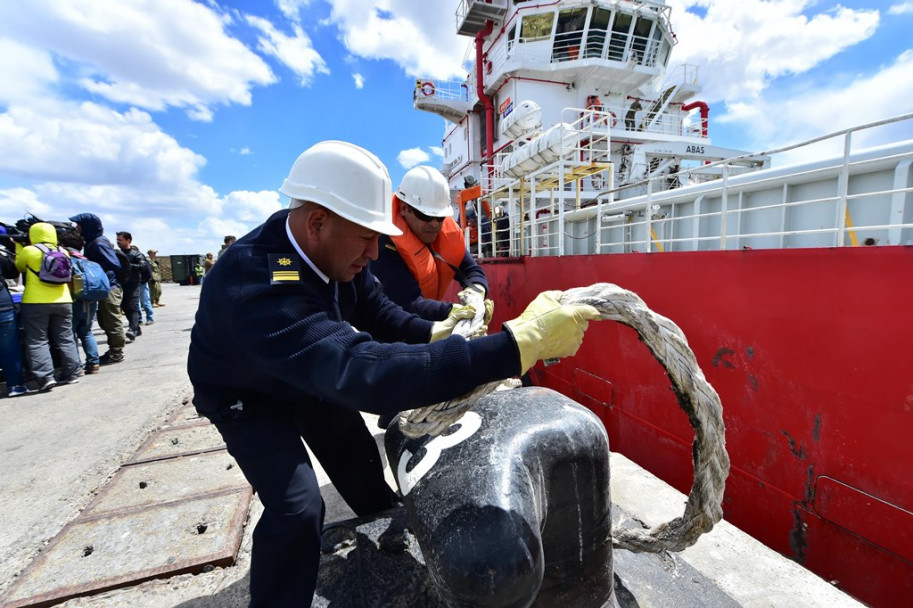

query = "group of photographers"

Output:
[[0, 213, 157, 395]]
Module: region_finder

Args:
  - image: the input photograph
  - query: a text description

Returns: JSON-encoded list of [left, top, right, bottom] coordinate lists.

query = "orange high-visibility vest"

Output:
[[390, 197, 466, 300]]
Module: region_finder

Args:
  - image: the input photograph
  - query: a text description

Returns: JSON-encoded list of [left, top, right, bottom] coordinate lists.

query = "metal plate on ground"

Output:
[[1, 488, 252, 608], [126, 422, 225, 464], [84, 450, 248, 517]]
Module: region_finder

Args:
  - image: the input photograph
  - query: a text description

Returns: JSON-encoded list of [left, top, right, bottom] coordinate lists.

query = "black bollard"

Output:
[[385, 387, 613, 608]]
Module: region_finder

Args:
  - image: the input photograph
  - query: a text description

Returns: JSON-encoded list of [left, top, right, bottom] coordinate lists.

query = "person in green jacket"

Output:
[[147, 249, 163, 306]]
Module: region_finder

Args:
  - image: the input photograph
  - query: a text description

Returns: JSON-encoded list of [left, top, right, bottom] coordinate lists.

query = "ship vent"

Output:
[[456, 0, 508, 37]]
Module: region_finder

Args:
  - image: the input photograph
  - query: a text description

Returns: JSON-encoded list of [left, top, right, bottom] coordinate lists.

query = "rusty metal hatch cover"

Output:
[[2, 487, 252, 608], [126, 421, 226, 465]]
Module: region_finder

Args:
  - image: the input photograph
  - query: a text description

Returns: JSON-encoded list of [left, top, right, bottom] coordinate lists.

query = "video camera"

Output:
[[0, 213, 74, 245]]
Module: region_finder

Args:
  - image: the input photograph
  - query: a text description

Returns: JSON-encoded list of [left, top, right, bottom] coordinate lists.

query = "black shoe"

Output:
[[39, 378, 57, 392], [125, 331, 136, 343], [100, 350, 125, 365]]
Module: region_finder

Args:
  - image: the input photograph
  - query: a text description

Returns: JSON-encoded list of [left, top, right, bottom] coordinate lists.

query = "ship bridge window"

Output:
[[585, 8, 611, 59], [552, 8, 586, 62], [631, 17, 655, 65], [519, 12, 554, 42], [608, 12, 632, 61]]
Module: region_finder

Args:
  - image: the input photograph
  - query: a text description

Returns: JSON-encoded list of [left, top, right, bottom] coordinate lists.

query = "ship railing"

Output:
[[596, 112, 913, 253], [412, 78, 474, 103], [490, 26, 665, 74], [470, 112, 913, 259], [666, 64, 700, 89]]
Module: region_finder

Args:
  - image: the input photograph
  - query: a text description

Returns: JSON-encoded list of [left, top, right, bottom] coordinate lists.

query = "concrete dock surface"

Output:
[[0, 282, 864, 607]]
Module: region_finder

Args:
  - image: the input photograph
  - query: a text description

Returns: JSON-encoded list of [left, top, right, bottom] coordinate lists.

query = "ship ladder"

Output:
[[399, 283, 730, 554]]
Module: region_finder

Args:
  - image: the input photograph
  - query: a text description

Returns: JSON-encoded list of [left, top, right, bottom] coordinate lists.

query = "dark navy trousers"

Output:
[[213, 405, 397, 607]]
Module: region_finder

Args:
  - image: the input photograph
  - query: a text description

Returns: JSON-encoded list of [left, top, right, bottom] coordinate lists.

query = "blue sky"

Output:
[[1, 0, 911, 255]]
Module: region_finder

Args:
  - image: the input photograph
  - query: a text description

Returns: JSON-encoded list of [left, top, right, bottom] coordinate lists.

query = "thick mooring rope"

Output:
[[399, 282, 730, 553]]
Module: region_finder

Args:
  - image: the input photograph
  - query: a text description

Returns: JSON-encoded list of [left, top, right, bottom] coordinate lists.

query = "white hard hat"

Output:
[[395, 166, 452, 218], [280, 141, 401, 236]]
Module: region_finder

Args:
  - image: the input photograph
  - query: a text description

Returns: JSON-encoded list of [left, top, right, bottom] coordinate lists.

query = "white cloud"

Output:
[[0, 0, 276, 120], [324, 0, 468, 79], [240, 147, 252, 155], [277, 0, 313, 23], [667, 1, 879, 101], [397, 147, 431, 168], [247, 15, 329, 86], [430, 146, 443, 157], [718, 50, 913, 153], [0, 39, 58, 105], [889, 2, 913, 15], [0, 101, 205, 191], [353, 73, 365, 89], [0, 188, 56, 221]]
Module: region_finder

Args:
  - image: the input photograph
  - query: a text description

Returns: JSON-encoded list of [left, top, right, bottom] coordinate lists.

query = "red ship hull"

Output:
[[478, 246, 913, 607]]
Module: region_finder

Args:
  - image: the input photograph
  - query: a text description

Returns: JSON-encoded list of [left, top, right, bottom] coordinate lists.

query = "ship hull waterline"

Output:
[[474, 245, 913, 607]]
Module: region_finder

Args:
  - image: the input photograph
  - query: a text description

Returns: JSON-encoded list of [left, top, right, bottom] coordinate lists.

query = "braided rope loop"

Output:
[[561, 283, 729, 553], [399, 282, 730, 553]]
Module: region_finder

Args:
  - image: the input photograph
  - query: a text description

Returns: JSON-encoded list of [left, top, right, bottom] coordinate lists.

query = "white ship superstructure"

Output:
[[413, 0, 913, 258]]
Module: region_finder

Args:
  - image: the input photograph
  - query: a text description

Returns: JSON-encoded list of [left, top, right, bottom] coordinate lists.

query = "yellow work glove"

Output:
[[458, 284, 494, 324], [430, 303, 477, 342], [503, 291, 601, 374]]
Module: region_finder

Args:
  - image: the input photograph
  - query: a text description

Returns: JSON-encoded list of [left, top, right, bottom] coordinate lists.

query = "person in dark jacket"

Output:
[[115, 232, 145, 340], [68, 213, 126, 364], [370, 166, 490, 323], [0, 228, 29, 396], [186, 140, 598, 608]]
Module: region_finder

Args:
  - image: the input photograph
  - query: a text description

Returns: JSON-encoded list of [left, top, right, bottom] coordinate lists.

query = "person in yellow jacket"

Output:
[[14, 222, 82, 391]]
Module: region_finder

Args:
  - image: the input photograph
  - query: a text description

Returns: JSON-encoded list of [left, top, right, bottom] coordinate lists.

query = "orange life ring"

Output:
[[607, 111, 618, 128], [420, 81, 435, 97]]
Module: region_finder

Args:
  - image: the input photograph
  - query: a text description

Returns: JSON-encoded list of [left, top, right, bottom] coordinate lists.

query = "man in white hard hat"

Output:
[[187, 140, 599, 607], [370, 165, 491, 323]]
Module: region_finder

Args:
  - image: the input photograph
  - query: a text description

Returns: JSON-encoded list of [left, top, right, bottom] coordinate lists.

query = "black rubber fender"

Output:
[[385, 386, 614, 608]]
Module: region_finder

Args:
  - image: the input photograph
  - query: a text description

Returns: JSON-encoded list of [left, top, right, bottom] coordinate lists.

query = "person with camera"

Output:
[[14, 222, 81, 391], [0, 227, 29, 396], [68, 213, 127, 364], [186, 140, 599, 607]]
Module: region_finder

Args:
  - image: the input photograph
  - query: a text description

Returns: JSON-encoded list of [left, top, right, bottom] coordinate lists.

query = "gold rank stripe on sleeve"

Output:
[[268, 253, 303, 284], [272, 271, 301, 281]]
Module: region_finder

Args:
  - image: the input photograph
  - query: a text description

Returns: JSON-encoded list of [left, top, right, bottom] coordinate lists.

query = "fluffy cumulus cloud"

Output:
[[0, 39, 58, 105], [889, 2, 913, 15], [0, 102, 204, 190], [397, 147, 431, 169], [0, 0, 276, 121], [353, 73, 365, 89], [667, 0, 880, 102], [323, 0, 468, 79], [246, 15, 330, 86], [722, 50, 913, 152]]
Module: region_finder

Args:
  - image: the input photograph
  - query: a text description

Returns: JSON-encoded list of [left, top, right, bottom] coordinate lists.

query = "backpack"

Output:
[[70, 255, 111, 301], [137, 253, 153, 284], [29, 243, 72, 284]]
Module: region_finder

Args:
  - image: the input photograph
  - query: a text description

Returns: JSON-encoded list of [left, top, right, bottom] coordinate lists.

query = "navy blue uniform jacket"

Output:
[[369, 235, 489, 321], [188, 210, 518, 419]]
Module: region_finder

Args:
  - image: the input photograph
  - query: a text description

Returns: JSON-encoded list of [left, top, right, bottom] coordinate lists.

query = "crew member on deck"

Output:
[[186, 140, 599, 608], [369, 165, 492, 323]]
